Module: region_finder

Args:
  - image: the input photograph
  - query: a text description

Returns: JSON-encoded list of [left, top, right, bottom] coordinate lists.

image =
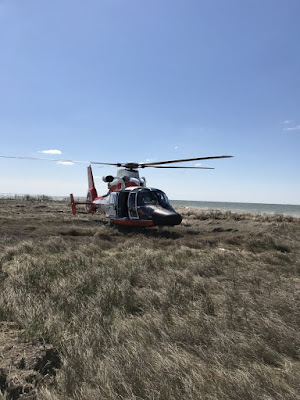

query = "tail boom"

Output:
[[70, 166, 98, 215]]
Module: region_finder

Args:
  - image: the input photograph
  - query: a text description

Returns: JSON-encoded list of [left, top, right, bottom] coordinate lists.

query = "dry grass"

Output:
[[0, 199, 300, 399]]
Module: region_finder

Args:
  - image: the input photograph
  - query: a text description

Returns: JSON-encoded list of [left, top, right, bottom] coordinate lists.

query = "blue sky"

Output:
[[0, 0, 300, 204]]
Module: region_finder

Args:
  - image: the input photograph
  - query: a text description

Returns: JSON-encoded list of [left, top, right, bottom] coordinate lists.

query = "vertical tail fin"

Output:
[[88, 165, 95, 190], [87, 166, 98, 212], [69, 167, 98, 215]]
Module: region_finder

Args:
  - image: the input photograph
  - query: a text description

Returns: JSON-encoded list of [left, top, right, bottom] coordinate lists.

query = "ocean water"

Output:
[[1, 193, 299, 218], [171, 200, 300, 218]]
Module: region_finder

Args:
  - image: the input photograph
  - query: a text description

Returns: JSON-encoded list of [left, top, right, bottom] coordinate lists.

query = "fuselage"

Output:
[[93, 186, 182, 227]]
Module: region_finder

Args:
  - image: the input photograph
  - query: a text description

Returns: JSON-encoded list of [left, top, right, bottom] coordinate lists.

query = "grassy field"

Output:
[[0, 198, 300, 399]]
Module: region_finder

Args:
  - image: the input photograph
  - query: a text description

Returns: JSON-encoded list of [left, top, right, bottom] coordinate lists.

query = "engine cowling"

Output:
[[102, 175, 114, 183]]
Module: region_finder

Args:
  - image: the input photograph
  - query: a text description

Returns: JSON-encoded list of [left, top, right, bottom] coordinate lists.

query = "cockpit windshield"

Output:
[[137, 190, 158, 206], [153, 190, 171, 208], [137, 189, 171, 209]]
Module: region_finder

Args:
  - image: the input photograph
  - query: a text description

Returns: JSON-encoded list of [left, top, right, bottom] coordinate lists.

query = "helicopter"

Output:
[[69, 156, 233, 228], [0, 154, 233, 228]]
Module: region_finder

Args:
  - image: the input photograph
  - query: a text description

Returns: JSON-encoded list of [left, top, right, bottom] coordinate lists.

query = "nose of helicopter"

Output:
[[152, 209, 182, 226]]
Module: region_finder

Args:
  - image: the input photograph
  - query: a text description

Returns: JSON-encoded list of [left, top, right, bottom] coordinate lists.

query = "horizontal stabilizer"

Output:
[[70, 194, 93, 215]]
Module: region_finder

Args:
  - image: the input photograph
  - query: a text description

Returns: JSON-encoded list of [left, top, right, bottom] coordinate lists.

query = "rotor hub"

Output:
[[124, 162, 140, 170]]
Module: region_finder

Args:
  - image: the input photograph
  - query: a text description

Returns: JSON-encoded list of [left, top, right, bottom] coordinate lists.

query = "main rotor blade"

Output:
[[141, 155, 233, 166], [145, 166, 215, 169], [90, 162, 123, 167], [0, 155, 89, 164], [0, 155, 124, 167]]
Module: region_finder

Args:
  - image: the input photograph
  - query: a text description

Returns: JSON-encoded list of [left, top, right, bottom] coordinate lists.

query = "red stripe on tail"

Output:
[[87, 165, 97, 212], [88, 165, 95, 190], [87, 165, 98, 202]]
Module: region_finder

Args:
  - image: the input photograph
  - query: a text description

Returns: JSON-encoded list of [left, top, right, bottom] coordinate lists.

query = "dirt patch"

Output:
[[0, 322, 61, 399]]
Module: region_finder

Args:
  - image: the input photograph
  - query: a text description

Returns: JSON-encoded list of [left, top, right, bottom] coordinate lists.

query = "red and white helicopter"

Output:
[[70, 156, 232, 228], [0, 155, 232, 228]]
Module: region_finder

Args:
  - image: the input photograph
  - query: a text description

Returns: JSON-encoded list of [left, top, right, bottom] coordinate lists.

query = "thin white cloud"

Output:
[[56, 161, 74, 166], [283, 120, 293, 124], [40, 149, 62, 155], [174, 145, 179, 150], [283, 125, 300, 131]]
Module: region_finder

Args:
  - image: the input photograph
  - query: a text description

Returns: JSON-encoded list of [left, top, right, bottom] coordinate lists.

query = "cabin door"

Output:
[[108, 193, 117, 217], [128, 192, 138, 219]]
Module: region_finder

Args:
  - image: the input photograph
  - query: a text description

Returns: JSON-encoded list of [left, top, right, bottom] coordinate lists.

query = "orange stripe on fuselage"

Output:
[[109, 182, 138, 192]]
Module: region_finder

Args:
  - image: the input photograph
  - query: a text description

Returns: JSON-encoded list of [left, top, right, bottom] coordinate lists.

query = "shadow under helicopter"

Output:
[[114, 225, 182, 239]]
